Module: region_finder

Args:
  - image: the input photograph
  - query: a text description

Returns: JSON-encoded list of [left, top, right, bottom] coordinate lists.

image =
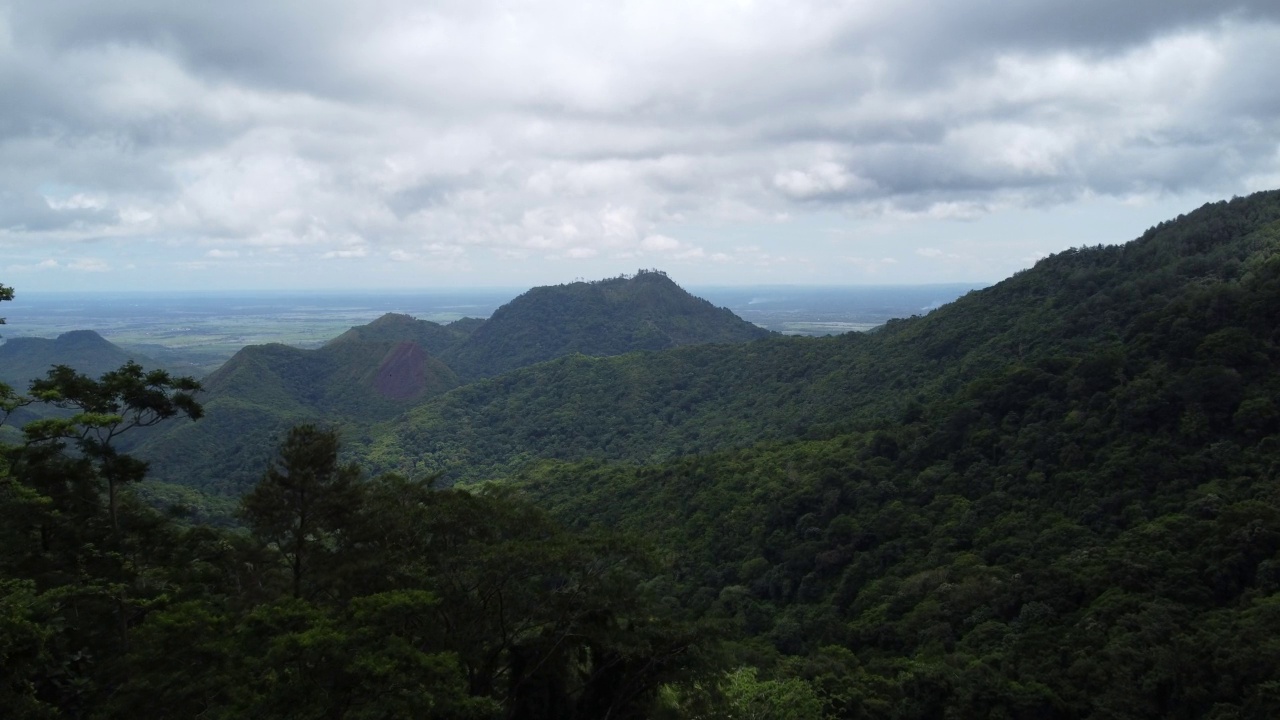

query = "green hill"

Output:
[[0, 330, 171, 435], [362, 191, 1280, 488], [325, 312, 470, 354], [0, 330, 166, 389], [438, 269, 774, 380], [137, 317, 461, 494], [510, 189, 1280, 717]]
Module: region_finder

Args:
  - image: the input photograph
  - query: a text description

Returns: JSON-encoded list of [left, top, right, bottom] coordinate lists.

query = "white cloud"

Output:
[[68, 258, 110, 272], [1, 1, 1277, 288], [641, 235, 681, 252], [321, 247, 368, 259]]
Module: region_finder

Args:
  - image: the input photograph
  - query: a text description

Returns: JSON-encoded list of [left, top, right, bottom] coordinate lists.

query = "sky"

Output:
[[2, 1, 1279, 292]]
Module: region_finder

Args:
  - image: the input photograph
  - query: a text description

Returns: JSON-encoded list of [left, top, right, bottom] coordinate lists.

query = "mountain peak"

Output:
[[325, 313, 464, 356], [439, 270, 772, 380], [56, 329, 111, 346]]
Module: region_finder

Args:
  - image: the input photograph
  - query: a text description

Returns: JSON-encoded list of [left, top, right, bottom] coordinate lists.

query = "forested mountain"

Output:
[[134, 319, 461, 494], [324, 312, 475, 354], [137, 275, 772, 492], [513, 189, 1280, 716], [4, 190, 1280, 718], [361, 191, 1280, 485], [438, 269, 774, 380], [0, 330, 165, 389], [0, 330, 169, 434]]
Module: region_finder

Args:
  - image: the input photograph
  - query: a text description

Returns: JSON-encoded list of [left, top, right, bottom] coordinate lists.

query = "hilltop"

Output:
[[438, 269, 774, 380]]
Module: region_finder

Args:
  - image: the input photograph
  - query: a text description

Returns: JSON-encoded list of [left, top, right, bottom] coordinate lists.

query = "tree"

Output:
[[240, 424, 362, 600], [21, 362, 202, 535], [0, 281, 11, 326]]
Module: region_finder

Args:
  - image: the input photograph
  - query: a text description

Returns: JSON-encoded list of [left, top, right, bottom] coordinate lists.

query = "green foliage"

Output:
[[511, 191, 1280, 717]]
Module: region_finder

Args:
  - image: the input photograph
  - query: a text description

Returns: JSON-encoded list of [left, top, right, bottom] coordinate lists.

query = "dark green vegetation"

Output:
[[516, 190, 1280, 717], [1, 402, 706, 717], [4, 189, 1280, 718], [438, 269, 774, 381], [136, 271, 773, 494]]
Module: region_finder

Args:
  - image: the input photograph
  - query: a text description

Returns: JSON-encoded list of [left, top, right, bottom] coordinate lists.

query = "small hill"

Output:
[[0, 330, 166, 390], [137, 316, 461, 494], [325, 313, 468, 355], [438, 270, 773, 379]]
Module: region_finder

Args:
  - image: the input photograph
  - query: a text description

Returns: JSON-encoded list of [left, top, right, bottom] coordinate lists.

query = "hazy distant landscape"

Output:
[[0, 284, 980, 375]]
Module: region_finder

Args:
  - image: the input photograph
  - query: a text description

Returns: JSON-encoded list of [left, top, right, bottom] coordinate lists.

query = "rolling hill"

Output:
[[0, 330, 172, 435], [0, 330, 167, 390]]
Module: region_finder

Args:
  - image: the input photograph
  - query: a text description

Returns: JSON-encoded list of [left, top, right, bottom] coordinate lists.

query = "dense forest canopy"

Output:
[[3, 190, 1280, 717]]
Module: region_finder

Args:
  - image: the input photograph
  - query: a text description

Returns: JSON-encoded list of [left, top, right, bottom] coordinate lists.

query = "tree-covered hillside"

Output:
[[0, 331, 170, 438], [324, 312, 473, 354], [137, 274, 774, 493], [0, 330, 166, 390], [512, 189, 1280, 717], [438, 269, 774, 380], [136, 322, 461, 495], [362, 191, 1280, 486]]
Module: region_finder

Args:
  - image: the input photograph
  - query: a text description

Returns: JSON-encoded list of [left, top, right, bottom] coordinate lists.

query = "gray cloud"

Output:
[[1, 0, 1278, 288]]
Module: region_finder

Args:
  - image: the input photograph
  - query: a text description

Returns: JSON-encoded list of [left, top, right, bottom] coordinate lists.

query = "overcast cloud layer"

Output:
[[3, 0, 1279, 290]]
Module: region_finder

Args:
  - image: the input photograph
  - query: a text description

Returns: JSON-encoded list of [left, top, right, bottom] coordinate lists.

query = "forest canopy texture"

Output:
[[3, 190, 1280, 718]]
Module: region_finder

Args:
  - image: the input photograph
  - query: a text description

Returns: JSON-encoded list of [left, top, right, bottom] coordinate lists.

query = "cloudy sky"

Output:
[[2, 1, 1279, 291]]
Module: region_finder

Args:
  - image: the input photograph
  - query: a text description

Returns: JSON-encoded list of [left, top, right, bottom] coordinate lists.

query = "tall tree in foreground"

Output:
[[240, 424, 361, 599]]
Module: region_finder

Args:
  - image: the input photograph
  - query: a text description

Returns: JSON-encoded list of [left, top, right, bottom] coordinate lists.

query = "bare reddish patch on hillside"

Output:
[[374, 342, 428, 400]]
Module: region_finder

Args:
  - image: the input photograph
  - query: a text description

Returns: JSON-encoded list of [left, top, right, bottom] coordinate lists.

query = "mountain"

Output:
[[0, 330, 166, 389], [361, 191, 1280, 488], [324, 312, 472, 355], [0, 330, 172, 436], [511, 189, 1280, 715], [137, 315, 462, 494], [438, 269, 773, 380]]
